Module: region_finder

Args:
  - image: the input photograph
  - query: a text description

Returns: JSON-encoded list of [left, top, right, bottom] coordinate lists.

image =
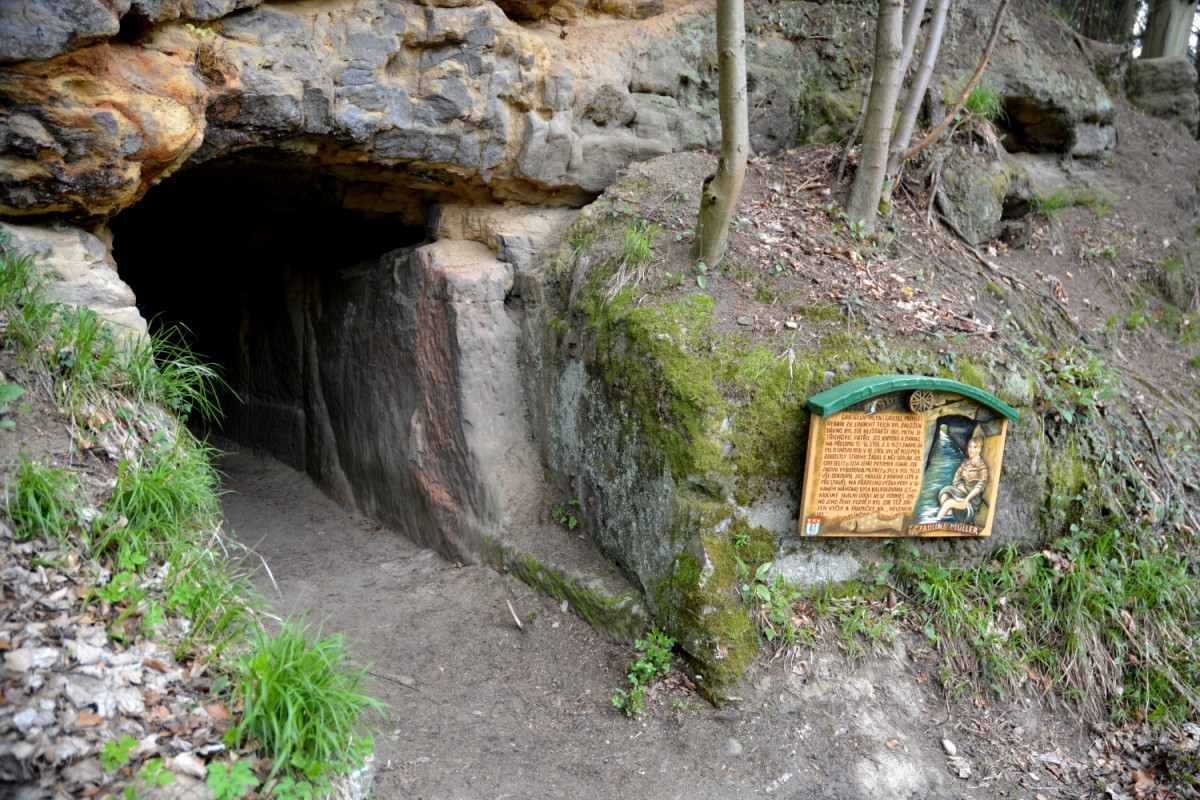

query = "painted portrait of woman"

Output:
[[935, 433, 989, 523]]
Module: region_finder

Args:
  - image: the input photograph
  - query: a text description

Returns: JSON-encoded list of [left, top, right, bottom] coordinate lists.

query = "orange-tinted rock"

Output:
[[0, 41, 208, 220]]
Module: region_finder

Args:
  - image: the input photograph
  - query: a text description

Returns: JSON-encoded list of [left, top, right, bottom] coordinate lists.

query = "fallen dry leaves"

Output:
[[1, 523, 228, 798]]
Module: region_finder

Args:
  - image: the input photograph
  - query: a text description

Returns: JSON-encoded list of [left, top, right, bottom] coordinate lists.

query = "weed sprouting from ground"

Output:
[[3, 455, 82, 540], [1030, 191, 1073, 220], [1010, 340, 1118, 423], [621, 219, 658, 268], [230, 616, 384, 785], [612, 629, 676, 717], [963, 83, 1006, 123], [0, 233, 56, 355], [118, 325, 230, 423], [603, 218, 661, 303]]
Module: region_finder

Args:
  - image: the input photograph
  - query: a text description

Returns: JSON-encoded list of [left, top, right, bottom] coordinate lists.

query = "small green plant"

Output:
[[269, 774, 328, 800], [1012, 340, 1118, 423], [612, 629, 676, 717], [228, 616, 384, 783], [739, 559, 774, 605], [0, 383, 28, 430], [620, 220, 658, 268], [1181, 315, 1199, 346], [1030, 191, 1072, 220], [96, 570, 141, 605], [207, 759, 261, 800], [551, 498, 580, 531], [695, 260, 708, 289], [138, 758, 176, 792], [100, 734, 138, 771], [1083, 243, 1119, 262], [0, 232, 57, 353], [672, 226, 695, 244], [731, 531, 749, 547], [117, 325, 229, 423], [738, 559, 816, 646], [962, 82, 1006, 122], [1125, 304, 1151, 331], [4, 455, 80, 540], [831, 283, 867, 322]]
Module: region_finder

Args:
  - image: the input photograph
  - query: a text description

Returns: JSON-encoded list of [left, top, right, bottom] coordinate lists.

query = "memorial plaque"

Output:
[[800, 376, 1019, 537]]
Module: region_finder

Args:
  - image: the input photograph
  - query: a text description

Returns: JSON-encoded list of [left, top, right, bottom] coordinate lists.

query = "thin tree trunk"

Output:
[[885, 0, 950, 184], [690, 0, 748, 268], [839, 0, 923, 186], [898, 0, 929, 77], [903, 0, 1009, 162], [835, 75, 873, 184], [846, 0, 906, 235]]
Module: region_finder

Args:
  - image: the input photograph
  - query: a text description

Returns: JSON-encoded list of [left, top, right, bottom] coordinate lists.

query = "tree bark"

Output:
[[690, 0, 748, 268], [885, 0, 950, 190], [1142, 0, 1197, 58], [898, 0, 929, 77], [846, 0, 906, 236]]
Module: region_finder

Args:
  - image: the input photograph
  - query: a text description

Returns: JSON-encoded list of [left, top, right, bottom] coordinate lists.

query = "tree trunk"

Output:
[[886, 0, 950, 187], [898, 0, 929, 78], [690, 0, 748, 268], [1142, 0, 1197, 58], [846, 0, 906, 236]]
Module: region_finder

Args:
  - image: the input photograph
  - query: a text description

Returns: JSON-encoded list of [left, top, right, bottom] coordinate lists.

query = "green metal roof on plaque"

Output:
[[807, 375, 1020, 420]]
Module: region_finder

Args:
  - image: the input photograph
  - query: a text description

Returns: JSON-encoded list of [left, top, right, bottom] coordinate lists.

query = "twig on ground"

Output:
[[368, 671, 421, 691], [506, 598, 524, 631]]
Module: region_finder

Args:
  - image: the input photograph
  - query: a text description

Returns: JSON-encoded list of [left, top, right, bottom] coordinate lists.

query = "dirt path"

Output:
[[217, 450, 1086, 800]]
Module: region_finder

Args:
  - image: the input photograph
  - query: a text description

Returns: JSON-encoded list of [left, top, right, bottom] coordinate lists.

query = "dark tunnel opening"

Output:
[[109, 155, 428, 472]]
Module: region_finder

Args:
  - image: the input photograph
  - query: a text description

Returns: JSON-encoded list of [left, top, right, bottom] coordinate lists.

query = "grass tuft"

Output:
[[230, 617, 385, 782], [963, 83, 1006, 123], [3, 455, 81, 541], [1029, 191, 1073, 220]]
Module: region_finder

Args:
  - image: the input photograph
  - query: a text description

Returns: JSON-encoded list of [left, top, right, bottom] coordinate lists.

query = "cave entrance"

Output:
[[109, 154, 428, 481]]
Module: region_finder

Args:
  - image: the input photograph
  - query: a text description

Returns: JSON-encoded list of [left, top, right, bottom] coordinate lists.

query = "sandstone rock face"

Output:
[[4, 223, 145, 335], [0, 40, 207, 219], [0, 0, 733, 222], [129, 0, 266, 25], [0, 0, 266, 63], [0, 0, 130, 63], [989, 43, 1115, 158], [1127, 56, 1200, 136], [941, 153, 1011, 245], [187, 200, 565, 565]]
